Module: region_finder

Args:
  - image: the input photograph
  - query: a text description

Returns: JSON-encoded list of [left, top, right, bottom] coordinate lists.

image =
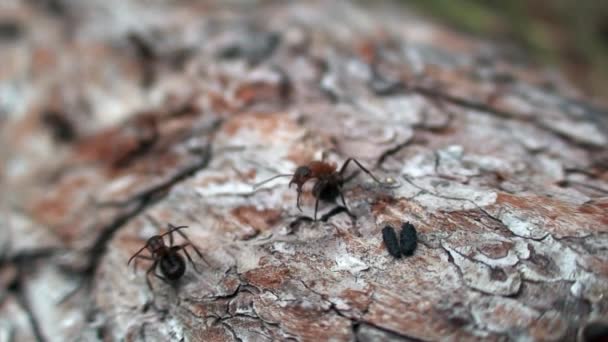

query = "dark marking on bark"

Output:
[[41, 110, 76, 143], [9, 269, 46, 342], [382, 226, 401, 258], [0, 20, 24, 41], [399, 222, 417, 256]]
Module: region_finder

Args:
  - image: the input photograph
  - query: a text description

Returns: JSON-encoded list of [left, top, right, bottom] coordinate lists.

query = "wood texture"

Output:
[[1, 1, 607, 341]]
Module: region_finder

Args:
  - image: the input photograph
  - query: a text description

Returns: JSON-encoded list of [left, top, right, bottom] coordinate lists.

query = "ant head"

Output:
[[146, 235, 165, 254], [289, 166, 312, 190]]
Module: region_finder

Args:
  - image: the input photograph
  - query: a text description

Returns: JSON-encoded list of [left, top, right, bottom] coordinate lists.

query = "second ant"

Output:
[[128, 223, 206, 292]]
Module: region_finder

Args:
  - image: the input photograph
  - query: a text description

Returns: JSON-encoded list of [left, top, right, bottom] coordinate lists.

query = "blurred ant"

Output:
[[128, 224, 205, 292], [255, 158, 393, 220]]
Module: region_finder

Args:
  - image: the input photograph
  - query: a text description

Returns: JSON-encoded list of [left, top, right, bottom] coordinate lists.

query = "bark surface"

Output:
[[1, 1, 608, 341]]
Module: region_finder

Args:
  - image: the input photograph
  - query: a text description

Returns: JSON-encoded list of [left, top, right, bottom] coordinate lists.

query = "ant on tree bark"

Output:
[[128, 224, 206, 292], [255, 158, 395, 220]]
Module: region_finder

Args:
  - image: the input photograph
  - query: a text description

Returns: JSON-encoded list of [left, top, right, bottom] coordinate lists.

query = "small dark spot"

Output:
[[111, 119, 158, 168], [368, 76, 404, 96], [447, 251, 454, 263], [530, 251, 552, 268], [7, 274, 19, 292], [0, 20, 23, 41], [217, 31, 280, 65], [168, 48, 195, 71], [352, 321, 361, 335], [274, 66, 292, 103], [382, 226, 401, 258], [446, 304, 472, 327], [582, 321, 608, 342], [41, 110, 76, 143], [96, 326, 105, 340], [492, 72, 516, 84], [127, 32, 157, 87], [400, 222, 417, 256], [29, 0, 67, 16], [127, 32, 155, 61], [489, 267, 508, 281], [447, 313, 470, 327], [218, 45, 241, 60]]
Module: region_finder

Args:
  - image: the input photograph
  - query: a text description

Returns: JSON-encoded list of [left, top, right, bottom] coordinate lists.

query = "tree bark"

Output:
[[1, 1, 607, 341]]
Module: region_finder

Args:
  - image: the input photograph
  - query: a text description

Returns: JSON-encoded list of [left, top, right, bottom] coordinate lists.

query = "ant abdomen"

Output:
[[160, 253, 186, 280]]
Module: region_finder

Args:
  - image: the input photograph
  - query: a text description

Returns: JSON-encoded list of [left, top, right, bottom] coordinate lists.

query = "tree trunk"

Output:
[[1, 1, 607, 341]]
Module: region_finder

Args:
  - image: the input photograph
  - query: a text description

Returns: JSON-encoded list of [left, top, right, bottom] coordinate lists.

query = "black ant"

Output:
[[127, 224, 205, 292], [255, 158, 393, 220]]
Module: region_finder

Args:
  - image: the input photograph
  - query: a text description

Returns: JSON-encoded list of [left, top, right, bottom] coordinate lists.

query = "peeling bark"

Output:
[[1, 1, 607, 341]]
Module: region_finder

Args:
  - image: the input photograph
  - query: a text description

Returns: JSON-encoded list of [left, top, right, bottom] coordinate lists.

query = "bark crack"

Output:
[[408, 85, 605, 149], [58, 145, 215, 308], [9, 269, 46, 342], [297, 279, 426, 341]]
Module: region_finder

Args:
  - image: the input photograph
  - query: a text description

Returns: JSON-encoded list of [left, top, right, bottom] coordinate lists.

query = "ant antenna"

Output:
[[162, 224, 188, 237], [340, 158, 400, 188], [127, 244, 149, 266], [253, 174, 293, 189]]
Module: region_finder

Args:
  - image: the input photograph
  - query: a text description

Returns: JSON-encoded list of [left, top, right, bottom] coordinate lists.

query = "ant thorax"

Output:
[[308, 161, 337, 176], [146, 236, 166, 255]]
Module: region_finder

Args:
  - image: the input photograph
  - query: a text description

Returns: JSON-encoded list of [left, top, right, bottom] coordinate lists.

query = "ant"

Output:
[[255, 158, 393, 220], [127, 224, 205, 292]]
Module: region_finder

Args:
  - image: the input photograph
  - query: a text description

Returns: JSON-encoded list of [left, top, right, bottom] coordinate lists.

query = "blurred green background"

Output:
[[407, 0, 608, 100]]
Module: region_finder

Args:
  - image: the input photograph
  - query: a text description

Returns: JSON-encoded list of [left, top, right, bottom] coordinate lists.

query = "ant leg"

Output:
[[174, 237, 204, 260], [173, 244, 209, 268], [296, 190, 303, 212], [160, 224, 188, 243], [167, 223, 189, 246], [184, 248, 202, 273], [339, 158, 383, 183], [175, 228, 191, 242], [320, 206, 350, 222], [174, 246, 202, 273], [171, 229, 208, 265], [145, 261, 159, 292], [189, 244, 206, 264], [154, 270, 169, 285], [313, 197, 320, 221], [344, 171, 360, 183], [168, 229, 175, 247], [289, 215, 313, 229], [133, 255, 155, 273], [338, 186, 348, 209], [338, 186, 355, 218]]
